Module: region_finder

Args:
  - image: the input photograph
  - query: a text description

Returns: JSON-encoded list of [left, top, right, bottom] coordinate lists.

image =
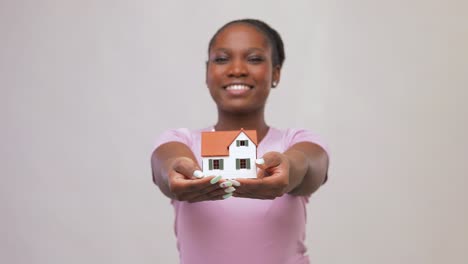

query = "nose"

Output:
[[227, 58, 248, 78]]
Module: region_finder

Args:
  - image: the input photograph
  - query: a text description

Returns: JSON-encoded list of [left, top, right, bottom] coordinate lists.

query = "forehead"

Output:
[[211, 23, 270, 51]]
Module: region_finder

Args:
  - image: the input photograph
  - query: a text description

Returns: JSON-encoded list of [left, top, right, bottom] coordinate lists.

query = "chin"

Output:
[[219, 103, 262, 115]]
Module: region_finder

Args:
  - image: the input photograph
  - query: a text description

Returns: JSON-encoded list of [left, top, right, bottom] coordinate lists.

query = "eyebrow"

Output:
[[213, 47, 266, 53]]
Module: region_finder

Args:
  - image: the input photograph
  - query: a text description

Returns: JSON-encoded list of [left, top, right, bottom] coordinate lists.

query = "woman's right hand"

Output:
[[168, 157, 233, 202]]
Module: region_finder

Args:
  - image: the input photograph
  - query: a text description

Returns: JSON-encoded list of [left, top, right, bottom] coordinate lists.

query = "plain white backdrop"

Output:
[[2, 0, 467, 263]]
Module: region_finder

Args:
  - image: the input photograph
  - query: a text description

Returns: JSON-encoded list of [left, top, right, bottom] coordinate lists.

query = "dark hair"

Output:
[[208, 19, 285, 68]]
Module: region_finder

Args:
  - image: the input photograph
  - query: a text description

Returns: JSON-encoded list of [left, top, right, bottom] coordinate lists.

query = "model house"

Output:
[[201, 129, 257, 179]]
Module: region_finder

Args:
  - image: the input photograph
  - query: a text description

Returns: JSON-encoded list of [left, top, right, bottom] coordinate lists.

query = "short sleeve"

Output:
[[284, 128, 330, 156], [152, 128, 194, 153]]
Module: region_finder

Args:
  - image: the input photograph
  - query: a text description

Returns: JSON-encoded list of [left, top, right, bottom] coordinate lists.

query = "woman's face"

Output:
[[206, 23, 280, 114]]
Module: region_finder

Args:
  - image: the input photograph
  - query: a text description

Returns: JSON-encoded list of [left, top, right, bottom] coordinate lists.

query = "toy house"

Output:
[[201, 129, 257, 179]]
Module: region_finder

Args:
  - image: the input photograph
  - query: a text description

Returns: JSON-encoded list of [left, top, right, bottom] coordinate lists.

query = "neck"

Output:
[[214, 107, 269, 143]]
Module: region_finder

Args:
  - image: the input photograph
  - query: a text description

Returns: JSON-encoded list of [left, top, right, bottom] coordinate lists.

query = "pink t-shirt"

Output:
[[153, 127, 328, 264]]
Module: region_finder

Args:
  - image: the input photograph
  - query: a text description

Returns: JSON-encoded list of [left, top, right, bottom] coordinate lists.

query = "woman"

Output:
[[151, 19, 329, 264]]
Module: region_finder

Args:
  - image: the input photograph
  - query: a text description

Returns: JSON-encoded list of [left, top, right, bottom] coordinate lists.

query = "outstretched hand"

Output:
[[168, 157, 234, 202], [233, 152, 290, 199]]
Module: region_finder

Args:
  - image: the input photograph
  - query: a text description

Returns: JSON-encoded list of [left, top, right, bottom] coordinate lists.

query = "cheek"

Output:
[[206, 69, 214, 85], [251, 66, 272, 84], [206, 66, 225, 84], [206, 68, 222, 99]]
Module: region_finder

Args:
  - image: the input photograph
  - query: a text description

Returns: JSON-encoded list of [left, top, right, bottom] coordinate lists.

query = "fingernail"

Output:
[[224, 187, 236, 193], [210, 175, 222, 184], [256, 158, 265, 165], [219, 181, 232, 188], [223, 193, 233, 199], [229, 179, 241, 187], [193, 170, 204, 178]]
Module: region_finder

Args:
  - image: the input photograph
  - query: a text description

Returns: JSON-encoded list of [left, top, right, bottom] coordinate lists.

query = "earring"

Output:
[[272, 81, 277, 87]]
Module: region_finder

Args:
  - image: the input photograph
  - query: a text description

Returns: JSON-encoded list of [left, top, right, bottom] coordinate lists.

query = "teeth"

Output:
[[226, 84, 250, 91]]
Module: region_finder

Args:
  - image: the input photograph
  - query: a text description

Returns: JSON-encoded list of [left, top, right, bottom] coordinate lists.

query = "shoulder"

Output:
[[152, 127, 212, 152], [152, 128, 196, 151]]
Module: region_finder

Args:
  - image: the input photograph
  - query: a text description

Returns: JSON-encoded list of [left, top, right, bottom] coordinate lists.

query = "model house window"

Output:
[[240, 159, 246, 168], [209, 159, 224, 170], [236, 158, 250, 169], [213, 160, 220, 169], [236, 140, 249, 146]]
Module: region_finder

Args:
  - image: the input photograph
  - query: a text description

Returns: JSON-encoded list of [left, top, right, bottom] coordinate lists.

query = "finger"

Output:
[[188, 184, 236, 202], [172, 158, 204, 180], [197, 177, 226, 193], [232, 192, 256, 199], [192, 170, 205, 179], [233, 176, 286, 197], [190, 178, 233, 198], [232, 186, 259, 196], [232, 191, 270, 200], [232, 178, 263, 192], [255, 152, 282, 171], [182, 189, 220, 202], [228, 179, 241, 187], [257, 167, 266, 179], [171, 175, 220, 194]]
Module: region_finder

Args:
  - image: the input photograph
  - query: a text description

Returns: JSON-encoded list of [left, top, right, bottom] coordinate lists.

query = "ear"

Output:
[[205, 60, 209, 86], [272, 65, 281, 88]]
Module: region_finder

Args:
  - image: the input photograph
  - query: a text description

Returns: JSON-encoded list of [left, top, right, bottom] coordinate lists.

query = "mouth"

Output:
[[223, 83, 253, 91]]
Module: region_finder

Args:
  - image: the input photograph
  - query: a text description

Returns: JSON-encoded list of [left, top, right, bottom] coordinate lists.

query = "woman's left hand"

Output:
[[233, 152, 291, 199]]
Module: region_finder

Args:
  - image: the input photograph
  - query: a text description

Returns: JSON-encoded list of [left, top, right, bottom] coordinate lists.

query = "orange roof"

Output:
[[201, 129, 257, 157]]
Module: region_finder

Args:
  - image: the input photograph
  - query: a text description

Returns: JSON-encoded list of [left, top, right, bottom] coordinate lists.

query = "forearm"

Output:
[[284, 142, 329, 196], [151, 155, 175, 199]]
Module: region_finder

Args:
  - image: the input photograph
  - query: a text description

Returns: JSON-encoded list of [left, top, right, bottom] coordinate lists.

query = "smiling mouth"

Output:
[[223, 84, 253, 91]]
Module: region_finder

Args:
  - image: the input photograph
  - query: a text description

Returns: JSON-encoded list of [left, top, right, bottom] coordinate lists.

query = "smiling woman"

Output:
[[151, 19, 329, 264], [207, 20, 282, 119]]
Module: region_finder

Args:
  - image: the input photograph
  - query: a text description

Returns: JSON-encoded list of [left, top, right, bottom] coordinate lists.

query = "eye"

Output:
[[247, 56, 264, 64], [213, 56, 229, 64]]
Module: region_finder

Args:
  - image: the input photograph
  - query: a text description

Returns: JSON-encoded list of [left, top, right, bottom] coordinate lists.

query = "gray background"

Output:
[[2, 0, 467, 263]]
